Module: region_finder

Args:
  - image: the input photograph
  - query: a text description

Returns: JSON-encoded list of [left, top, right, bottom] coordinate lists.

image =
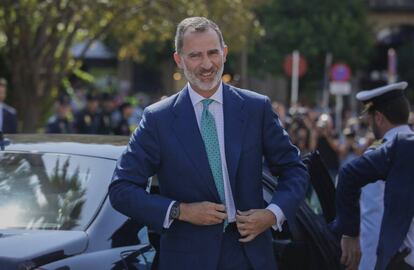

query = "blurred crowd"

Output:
[[272, 101, 414, 180], [44, 89, 152, 136]]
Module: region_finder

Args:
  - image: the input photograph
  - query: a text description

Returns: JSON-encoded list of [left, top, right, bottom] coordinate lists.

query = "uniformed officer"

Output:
[[0, 78, 17, 133], [99, 92, 115, 135], [335, 131, 414, 270], [113, 102, 133, 136], [45, 95, 74, 134], [334, 81, 413, 270], [357, 82, 412, 270], [74, 93, 102, 134]]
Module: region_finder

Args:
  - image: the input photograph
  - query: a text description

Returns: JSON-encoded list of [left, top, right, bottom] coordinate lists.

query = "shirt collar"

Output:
[[187, 82, 223, 107], [383, 125, 412, 141]]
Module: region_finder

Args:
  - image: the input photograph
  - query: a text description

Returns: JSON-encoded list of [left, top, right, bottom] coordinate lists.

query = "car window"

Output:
[[305, 187, 323, 216], [0, 152, 116, 231]]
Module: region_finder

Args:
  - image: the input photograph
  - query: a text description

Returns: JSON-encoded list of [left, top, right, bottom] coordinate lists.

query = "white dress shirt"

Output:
[[163, 83, 285, 230], [359, 125, 413, 270]]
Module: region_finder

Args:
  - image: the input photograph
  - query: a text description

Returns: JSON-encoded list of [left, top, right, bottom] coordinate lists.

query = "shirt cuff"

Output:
[[163, 201, 175, 229], [266, 203, 286, 231]]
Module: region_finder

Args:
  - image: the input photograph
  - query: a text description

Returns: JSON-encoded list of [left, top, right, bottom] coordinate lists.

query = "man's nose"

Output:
[[200, 55, 213, 69]]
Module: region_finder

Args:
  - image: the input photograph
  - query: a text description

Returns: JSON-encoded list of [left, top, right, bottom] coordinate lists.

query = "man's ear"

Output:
[[173, 52, 183, 68], [223, 46, 228, 63], [375, 110, 385, 124]]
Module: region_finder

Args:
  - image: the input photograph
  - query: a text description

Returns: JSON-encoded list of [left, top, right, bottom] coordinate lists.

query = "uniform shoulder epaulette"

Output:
[[368, 138, 385, 150]]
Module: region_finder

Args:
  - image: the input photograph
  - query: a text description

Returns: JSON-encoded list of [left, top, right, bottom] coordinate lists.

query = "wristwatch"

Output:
[[169, 201, 181, 220]]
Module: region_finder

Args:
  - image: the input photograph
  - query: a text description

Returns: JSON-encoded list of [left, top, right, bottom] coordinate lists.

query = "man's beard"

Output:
[[182, 63, 224, 92]]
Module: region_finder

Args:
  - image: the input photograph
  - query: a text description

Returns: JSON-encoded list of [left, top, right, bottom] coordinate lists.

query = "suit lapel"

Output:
[[171, 87, 220, 201], [223, 84, 246, 194]]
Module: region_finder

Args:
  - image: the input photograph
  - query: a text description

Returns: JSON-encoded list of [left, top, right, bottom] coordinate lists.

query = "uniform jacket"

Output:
[[45, 115, 74, 134], [334, 132, 414, 270], [359, 125, 413, 270]]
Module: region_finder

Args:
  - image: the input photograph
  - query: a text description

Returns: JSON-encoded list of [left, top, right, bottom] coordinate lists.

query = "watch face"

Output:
[[170, 203, 180, 219]]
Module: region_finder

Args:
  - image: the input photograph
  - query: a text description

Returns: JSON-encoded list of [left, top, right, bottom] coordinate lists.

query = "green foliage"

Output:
[[251, 0, 374, 93], [109, 0, 260, 60], [0, 0, 260, 131]]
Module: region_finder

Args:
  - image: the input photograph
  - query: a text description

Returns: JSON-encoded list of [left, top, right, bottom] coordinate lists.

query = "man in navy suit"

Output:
[[109, 17, 309, 270], [0, 78, 17, 133], [334, 132, 414, 270]]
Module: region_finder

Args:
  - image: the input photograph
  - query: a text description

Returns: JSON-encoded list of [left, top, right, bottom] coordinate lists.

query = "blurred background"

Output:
[[0, 0, 413, 174]]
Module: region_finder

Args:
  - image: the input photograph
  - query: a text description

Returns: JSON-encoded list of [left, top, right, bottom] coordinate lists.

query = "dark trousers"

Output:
[[386, 261, 414, 270], [217, 223, 253, 270], [387, 249, 414, 270]]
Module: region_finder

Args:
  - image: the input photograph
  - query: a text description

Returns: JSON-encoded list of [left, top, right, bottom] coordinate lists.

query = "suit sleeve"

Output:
[[109, 108, 172, 233], [262, 97, 309, 224], [334, 136, 396, 237]]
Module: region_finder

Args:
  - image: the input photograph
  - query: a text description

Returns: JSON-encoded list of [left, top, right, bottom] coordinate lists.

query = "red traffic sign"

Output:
[[283, 54, 308, 77], [330, 63, 351, 81]]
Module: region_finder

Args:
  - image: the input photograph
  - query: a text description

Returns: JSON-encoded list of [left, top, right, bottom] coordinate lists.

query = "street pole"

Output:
[[290, 50, 299, 106], [335, 94, 343, 134], [387, 48, 397, 84], [322, 52, 333, 110]]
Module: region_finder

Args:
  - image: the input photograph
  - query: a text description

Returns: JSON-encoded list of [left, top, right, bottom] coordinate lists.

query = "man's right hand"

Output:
[[340, 235, 361, 270], [179, 202, 227, 225]]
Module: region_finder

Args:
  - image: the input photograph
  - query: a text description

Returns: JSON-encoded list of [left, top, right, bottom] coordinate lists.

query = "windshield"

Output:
[[0, 152, 116, 231]]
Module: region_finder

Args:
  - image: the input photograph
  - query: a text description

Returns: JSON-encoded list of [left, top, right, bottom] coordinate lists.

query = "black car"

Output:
[[0, 134, 155, 270], [0, 134, 340, 270]]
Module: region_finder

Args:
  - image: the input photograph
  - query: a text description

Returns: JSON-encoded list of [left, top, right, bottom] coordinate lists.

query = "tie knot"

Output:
[[201, 99, 214, 110]]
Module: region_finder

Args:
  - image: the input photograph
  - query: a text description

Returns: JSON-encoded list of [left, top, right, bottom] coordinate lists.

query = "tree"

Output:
[[0, 0, 259, 132], [250, 0, 374, 104]]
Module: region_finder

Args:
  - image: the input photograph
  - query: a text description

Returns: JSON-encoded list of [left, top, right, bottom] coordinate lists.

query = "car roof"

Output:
[[1, 134, 129, 160]]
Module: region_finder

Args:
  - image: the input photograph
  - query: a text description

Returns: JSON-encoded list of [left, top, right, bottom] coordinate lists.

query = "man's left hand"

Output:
[[340, 235, 361, 270], [236, 209, 276, 243]]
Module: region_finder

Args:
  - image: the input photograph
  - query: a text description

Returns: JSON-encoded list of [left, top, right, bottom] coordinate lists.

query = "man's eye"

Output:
[[208, 50, 220, 56], [189, 54, 201, 59]]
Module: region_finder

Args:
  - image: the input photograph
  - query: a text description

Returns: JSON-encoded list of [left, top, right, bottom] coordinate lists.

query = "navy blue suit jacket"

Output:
[[1, 104, 17, 133], [109, 84, 309, 270], [334, 132, 414, 270]]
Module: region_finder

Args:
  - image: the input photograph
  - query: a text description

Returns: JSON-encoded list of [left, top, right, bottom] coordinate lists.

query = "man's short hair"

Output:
[[357, 82, 411, 125], [175, 17, 225, 54], [0, 78, 7, 87], [368, 96, 410, 125]]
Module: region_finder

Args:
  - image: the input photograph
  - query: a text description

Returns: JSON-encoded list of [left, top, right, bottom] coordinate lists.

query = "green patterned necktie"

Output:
[[200, 99, 227, 226]]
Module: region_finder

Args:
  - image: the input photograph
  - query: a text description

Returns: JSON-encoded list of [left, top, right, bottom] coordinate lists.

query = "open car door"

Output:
[[263, 151, 342, 270]]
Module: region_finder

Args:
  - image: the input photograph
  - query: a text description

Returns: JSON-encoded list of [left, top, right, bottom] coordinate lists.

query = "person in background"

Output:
[[74, 93, 102, 134], [338, 126, 362, 167], [45, 94, 74, 134], [113, 102, 134, 136], [272, 101, 287, 127], [334, 132, 414, 270], [344, 81, 412, 270], [100, 92, 116, 135], [311, 113, 341, 180], [0, 78, 17, 133]]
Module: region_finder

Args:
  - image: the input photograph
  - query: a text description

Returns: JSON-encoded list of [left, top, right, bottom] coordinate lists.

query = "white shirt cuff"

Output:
[[266, 203, 286, 231], [163, 201, 175, 229]]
